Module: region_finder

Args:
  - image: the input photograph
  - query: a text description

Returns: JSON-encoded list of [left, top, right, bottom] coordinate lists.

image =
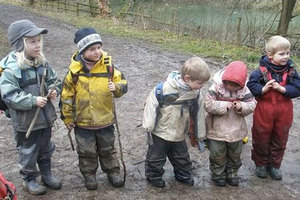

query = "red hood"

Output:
[[222, 61, 247, 88]]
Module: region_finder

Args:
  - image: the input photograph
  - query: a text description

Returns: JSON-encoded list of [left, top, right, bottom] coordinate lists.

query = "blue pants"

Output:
[[15, 127, 55, 181]]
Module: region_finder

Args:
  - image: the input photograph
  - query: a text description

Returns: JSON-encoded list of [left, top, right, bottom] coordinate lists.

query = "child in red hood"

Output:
[[204, 61, 256, 187]]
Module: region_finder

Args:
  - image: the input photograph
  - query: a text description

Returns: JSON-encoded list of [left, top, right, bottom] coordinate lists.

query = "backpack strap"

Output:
[[71, 55, 114, 85], [155, 82, 164, 107], [259, 66, 271, 82]]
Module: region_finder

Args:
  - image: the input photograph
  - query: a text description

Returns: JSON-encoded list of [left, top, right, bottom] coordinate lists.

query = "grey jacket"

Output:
[[0, 52, 61, 132]]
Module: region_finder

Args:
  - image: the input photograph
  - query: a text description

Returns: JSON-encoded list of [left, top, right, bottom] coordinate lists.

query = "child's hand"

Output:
[[48, 89, 57, 100], [66, 123, 75, 130], [227, 102, 233, 110], [272, 82, 286, 93], [108, 80, 116, 92], [233, 101, 242, 111], [262, 79, 275, 94], [36, 96, 48, 107]]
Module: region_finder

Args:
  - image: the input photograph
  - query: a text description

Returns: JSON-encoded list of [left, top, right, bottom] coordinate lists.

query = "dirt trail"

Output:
[[0, 3, 299, 200]]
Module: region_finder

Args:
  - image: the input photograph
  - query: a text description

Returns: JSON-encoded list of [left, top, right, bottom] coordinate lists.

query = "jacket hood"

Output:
[[166, 71, 190, 91], [222, 61, 247, 88], [259, 55, 294, 72], [0, 52, 22, 78], [69, 50, 108, 74]]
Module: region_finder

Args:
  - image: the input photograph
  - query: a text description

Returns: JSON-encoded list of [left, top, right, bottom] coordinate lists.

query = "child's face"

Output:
[[83, 44, 102, 62], [268, 48, 290, 66], [187, 79, 205, 90], [24, 35, 42, 58], [223, 81, 242, 91]]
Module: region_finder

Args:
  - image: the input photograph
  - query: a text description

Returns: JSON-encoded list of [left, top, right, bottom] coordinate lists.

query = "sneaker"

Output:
[[147, 177, 165, 188], [213, 178, 227, 187], [84, 174, 98, 190], [107, 172, 124, 187], [175, 177, 194, 186], [255, 166, 267, 178], [268, 167, 282, 180], [227, 177, 239, 186]]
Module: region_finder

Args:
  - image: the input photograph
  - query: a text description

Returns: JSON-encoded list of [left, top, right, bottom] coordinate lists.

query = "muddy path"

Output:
[[0, 3, 299, 200]]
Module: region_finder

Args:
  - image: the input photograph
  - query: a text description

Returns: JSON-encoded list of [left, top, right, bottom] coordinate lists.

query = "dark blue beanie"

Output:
[[74, 28, 102, 54]]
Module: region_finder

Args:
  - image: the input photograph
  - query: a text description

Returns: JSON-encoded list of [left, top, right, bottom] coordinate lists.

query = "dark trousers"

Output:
[[145, 133, 192, 181], [208, 139, 243, 180], [15, 127, 55, 181], [74, 125, 120, 177], [252, 90, 292, 168]]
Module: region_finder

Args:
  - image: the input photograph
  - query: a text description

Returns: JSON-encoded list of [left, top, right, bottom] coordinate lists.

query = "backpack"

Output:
[[154, 82, 198, 112], [154, 82, 199, 146], [0, 67, 9, 112], [0, 171, 17, 200]]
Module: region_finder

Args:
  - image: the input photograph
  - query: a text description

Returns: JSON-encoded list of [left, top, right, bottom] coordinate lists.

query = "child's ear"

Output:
[[183, 75, 191, 83], [266, 52, 273, 59]]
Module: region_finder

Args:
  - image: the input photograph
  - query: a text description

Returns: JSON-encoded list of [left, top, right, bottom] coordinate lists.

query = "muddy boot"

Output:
[[175, 177, 194, 186], [147, 177, 165, 188], [107, 172, 124, 188], [268, 166, 282, 180], [39, 164, 62, 190], [255, 166, 267, 178], [213, 178, 227, 187], [23, 178, 47, 196], [84, 174, 98, 190], [227, 178, 239, 186]]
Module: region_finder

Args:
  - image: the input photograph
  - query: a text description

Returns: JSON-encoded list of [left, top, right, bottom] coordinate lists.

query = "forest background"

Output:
[[0, 0, 300, 68]]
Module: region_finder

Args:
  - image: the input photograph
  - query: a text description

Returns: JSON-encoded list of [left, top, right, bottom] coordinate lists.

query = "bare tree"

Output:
[[277, 0, 297, 35], [98, 0, 111, 16], [28, 0, 34, 5]]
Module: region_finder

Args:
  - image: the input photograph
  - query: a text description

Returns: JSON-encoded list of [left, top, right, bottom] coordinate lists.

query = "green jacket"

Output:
[[0, 51, 61, 132]]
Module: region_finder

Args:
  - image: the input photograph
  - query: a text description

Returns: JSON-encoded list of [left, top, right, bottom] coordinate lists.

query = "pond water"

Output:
[[110, 1, 300, 43]]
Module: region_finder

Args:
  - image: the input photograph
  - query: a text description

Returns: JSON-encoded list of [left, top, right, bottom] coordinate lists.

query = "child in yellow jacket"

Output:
[[60, 28, 127, 190]]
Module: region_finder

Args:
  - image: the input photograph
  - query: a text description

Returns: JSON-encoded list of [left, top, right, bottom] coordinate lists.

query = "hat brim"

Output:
[[24, 28, 48, 37]]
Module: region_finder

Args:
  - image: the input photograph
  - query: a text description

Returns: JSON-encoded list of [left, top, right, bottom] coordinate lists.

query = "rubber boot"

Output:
[[255, 166, 267, 178], [39, 164, 62, 190], [268, 166, 282, 180], [147, 177, 165, 188], [23, 178, 47, 196], [107, 172, 124, 188], [84, 174, 98, 190]]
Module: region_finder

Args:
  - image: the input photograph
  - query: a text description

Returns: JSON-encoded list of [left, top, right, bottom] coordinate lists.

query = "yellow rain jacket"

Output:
[[61, 51, 127, 127]]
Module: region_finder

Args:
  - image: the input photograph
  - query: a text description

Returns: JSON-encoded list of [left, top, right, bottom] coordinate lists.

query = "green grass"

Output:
[[0, 0, 299, 68]]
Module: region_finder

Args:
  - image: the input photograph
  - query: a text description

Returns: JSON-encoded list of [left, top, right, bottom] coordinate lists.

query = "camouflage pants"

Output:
[[74, 126, 120, 177], [145, 133, 192, 181], [208, 139, 243, 180]]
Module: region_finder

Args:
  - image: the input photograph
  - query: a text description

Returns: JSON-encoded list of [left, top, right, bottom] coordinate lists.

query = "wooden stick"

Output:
[[67, 128, 75, 151], [25, 76, 59, 139]]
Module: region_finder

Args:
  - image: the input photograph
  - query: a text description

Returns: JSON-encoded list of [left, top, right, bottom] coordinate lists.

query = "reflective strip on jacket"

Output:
[[60, 51, 127, 127]]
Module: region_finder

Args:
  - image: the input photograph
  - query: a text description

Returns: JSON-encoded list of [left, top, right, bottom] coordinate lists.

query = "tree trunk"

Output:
[[277, 0, 297, 35], [98, 0, 111, 16], [89, 0, 95, 17], [28, 0, 34, 6]]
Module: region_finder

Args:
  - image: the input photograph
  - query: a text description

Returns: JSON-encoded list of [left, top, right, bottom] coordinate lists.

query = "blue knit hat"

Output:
[[74, 28, 102, 54]]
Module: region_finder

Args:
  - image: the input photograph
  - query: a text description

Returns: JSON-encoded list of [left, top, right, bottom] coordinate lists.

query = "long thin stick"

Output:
[[25, 77, 59, 138], [112, 99, 126, 183], [109, 66, 126, 183], [67, 129, 75, 151]]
